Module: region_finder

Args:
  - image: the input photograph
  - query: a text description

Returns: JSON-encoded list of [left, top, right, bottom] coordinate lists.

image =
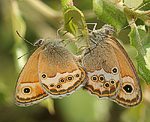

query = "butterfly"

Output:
[[15, 39, 86, 106], [81, 24, 142, 107]]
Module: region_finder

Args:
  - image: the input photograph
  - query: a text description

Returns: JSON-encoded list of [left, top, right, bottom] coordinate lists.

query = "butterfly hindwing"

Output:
[[82, 37, 121, 98], [38, 43, 86, 98]]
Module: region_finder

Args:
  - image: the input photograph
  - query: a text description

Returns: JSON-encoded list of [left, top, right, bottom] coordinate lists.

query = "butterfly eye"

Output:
[[22, 87, 31, 94], [38, 39, 44, 45], [67, 75, 74, 81], [34, 39, 44, 46], [123, 84, 133, 94], [99, 75, 105, 82], [91, 75, 98, 82], [41, 73, 47, 79], [104, 82, 110, 88], [111, 67, 118, 74]]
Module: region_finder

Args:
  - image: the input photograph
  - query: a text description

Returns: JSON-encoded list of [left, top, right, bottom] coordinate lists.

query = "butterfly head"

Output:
[[100, 24, 115, 35], [34, 39, 45, 47], [89, 24, 115, 44]]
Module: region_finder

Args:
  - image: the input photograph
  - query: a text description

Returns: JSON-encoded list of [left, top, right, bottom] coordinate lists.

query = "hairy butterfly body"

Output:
[[82, 25, 142, 107]]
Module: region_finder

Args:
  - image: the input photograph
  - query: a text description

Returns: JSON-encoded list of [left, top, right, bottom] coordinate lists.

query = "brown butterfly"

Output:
[[15, 39, 86, 106], [81, 24, 142, 107]]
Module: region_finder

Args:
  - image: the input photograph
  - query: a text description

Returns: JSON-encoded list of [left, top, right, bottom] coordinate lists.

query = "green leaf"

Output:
[[129, 25, 150, 83], [144, 47, 150, 71], [61, 0, 89, 52], [93, 0, 127, 32]]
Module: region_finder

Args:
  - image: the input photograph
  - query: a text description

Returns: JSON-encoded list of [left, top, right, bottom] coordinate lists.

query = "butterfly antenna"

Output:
[[120, 20, 135, 32], [16, 31, 34, 46], [86, 23, 97, 32], [17, 52, 29, 60], [17, 48, 36, 60]]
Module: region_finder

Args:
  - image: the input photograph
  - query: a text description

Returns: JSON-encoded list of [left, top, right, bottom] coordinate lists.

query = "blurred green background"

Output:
[[0, 0, 150, 122]]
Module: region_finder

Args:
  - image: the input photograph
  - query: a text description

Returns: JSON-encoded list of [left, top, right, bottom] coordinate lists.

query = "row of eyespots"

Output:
[[103, 80, 116, 88], [91, 75, 105, 82], [59, 73, 80, 83], [90, 74, 116, 88], [91, 75, 116, 84], [41, 67, 118, 80], [48, 73, 80, 89], [21, 73, 81, 94], [90, 67, 118, 81], [48, 83, 62, 89], [59, 75, 74, 83], [41, 73, 80, 81]]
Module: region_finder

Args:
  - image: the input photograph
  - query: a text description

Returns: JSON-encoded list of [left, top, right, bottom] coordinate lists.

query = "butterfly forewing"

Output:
[[108, 37, 142, 107], [38, 44, 86, 98], [15, 47, 49, 106]]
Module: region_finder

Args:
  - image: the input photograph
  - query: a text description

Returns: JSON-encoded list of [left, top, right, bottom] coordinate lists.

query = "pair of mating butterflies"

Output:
[[15, 24, 142, 108]]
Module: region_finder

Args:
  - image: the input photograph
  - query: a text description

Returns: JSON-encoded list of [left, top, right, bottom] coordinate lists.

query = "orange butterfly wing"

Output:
[[82, 24, 142, 107], [38, 44, 86, 98], [15, 47, 48, 106], [82, 40, 121, 98], [109, 37, 142, 107]]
